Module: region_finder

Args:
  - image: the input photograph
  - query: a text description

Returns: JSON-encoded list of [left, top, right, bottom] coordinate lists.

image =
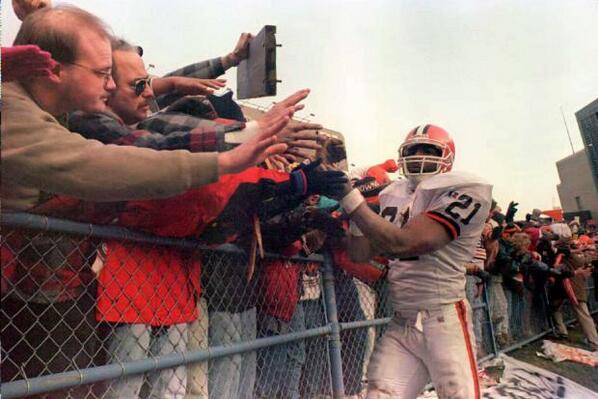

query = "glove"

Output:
[[505, 201, 518, 224], [490, 226, 503, 240], [290, 159, 348, 198], [474, 269, 491, 284], [1, 45, 57, 82]]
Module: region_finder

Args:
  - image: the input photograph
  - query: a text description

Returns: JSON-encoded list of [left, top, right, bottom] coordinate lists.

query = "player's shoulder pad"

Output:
[[419, 171, 492, 192], [379, 178, 410, 198]]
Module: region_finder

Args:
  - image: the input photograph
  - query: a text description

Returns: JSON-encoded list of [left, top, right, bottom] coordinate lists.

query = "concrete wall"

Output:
[[556, 149, 598, 221]]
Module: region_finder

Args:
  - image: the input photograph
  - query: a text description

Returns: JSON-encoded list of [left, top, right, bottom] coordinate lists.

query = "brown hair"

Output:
[[510, 233, 531, 256], [13, 5, 112, 64], [110, 37, 143, 80]]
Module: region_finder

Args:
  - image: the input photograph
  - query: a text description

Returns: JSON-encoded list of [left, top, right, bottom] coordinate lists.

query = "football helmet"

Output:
[[397, 124, 455, 184]]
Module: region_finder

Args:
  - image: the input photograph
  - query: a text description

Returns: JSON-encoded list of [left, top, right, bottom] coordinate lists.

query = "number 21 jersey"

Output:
[[378, 171, 493, 311]]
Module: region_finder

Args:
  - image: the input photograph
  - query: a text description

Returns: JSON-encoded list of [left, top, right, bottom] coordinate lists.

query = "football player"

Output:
[[335, 124, 492, 398]]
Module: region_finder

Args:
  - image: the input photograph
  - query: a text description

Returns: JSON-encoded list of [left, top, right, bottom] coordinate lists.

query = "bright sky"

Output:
[[3, 0, 598, 216]]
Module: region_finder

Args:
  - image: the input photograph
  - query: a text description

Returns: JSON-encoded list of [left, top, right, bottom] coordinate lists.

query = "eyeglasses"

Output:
[[129, 78, 151, 96], [66, 62, 112, 83]]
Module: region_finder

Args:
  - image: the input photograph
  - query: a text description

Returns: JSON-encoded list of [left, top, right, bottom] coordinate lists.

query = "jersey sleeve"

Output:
[[416, 183, 492, 241]]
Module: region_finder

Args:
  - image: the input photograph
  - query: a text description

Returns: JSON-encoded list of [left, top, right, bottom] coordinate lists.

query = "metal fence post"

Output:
[[321, 251, 346, 399], [481, 282, 499, 356]]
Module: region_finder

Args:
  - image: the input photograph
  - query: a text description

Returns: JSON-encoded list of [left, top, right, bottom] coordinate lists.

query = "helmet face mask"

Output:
[[397, 125, 455, 185]]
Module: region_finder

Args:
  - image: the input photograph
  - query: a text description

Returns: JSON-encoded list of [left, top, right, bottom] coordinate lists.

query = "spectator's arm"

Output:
[[155, 58, 225, 108], [151, 76, 226, 98], [163, 57, 225, 80], [69, 111, 244, 153]]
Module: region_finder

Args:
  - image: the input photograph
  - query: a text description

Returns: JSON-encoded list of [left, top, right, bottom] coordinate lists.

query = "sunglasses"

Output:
[[130, 78, 151, 96]]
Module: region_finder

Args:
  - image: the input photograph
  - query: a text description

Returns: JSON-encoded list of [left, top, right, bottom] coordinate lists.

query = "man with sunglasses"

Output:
[[68, 37, 321, 161], [3, 6, 301, 213], [333, 124, 493, 398], [1, 5, 303, 394]]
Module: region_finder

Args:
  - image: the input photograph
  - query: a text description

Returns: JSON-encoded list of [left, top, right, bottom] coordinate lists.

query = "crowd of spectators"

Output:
[[1, 2, 597, 399], [465, 202, 598, 356]]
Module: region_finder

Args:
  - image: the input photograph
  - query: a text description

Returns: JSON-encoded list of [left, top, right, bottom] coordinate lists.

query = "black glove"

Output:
[[492, 212, 506, 225], [491, 226, 503, 240], [474, 269, 491, 284], [505, 201, 518, 224], [290, 159, 348, 198]]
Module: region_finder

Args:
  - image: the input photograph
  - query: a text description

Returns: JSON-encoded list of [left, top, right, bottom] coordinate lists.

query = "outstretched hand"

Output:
[[222, 32, 254, 69], [153, 76, 227, 97], [1, 45, 57, 82], [290, 159, 348, 198], [505, 201, 519, 223], [257, 89, 310, 129]]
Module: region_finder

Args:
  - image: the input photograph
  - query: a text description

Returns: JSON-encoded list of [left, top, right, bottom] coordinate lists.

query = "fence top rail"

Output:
[[0, 212, 324, 263]]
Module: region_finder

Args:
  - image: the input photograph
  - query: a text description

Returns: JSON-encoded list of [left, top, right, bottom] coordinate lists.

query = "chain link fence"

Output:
[[1, 213, 596, 399]]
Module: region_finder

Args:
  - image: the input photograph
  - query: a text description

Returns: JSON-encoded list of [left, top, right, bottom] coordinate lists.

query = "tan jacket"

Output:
[[563, 252, 590, 302], [1, 82, 219, 211]]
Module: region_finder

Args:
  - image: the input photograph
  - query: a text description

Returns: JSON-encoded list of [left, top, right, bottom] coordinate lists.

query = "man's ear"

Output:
[[46, 63, 63, 84]]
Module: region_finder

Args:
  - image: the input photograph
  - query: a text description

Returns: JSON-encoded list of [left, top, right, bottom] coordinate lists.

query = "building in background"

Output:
[[556, 98, 598, 223], [576, 97, 598, 188]]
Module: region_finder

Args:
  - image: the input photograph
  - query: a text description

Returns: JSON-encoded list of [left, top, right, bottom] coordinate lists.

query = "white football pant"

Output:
[[366, 300, 480, 399]]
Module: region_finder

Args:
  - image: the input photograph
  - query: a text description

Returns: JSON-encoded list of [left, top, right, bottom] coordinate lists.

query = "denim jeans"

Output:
[[208, 308, 256, 399], [186, 298, 209, 399], [300, 299, 331, 398], [105, 323, 188, 399], [255, 303, 306, 399]]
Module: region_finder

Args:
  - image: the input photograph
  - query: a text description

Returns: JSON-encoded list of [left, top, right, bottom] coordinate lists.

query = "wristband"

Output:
[[349, 220, 364, 237], [340, 188, 365, 215], [290, 169, 308, 195]]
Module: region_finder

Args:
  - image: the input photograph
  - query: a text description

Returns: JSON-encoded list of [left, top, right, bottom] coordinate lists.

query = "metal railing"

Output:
[[1, 212, 595, 398]]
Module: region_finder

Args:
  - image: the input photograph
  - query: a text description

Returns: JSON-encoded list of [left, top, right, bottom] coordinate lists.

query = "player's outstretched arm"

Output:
[[349, 203, 452, 259], [347, 234, 375, 263]]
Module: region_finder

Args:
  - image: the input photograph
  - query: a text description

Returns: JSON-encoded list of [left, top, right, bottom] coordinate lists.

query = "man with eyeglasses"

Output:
[[2, 6, 301, 213], [68, 37, 321, 162], [64, 36, 331, 399], [0, 4, 302, 394]]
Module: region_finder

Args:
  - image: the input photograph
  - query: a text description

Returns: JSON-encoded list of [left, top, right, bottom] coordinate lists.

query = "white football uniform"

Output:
[[366, 171, 492, 399]]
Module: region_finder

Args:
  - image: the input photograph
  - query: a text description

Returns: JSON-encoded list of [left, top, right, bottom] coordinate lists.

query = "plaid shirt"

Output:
[[68, 96, 245, 153], [7, 98, 243, 304], [157, 57, 225, 108]]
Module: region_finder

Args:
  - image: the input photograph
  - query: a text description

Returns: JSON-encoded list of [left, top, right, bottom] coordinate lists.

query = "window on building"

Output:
[[575, 196, 583, 211]]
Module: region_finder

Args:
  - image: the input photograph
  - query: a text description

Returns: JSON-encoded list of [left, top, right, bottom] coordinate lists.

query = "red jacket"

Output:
[[258, 242, 303, 322], [97, 167, 291, 325]]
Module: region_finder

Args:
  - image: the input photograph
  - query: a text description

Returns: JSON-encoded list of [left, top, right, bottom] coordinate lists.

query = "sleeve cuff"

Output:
[[424, 211, 460, 240]]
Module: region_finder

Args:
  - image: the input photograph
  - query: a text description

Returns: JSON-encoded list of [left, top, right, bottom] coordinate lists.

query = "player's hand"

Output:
[[290, 159, 348, 197], [1, 45, 57, 82]]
